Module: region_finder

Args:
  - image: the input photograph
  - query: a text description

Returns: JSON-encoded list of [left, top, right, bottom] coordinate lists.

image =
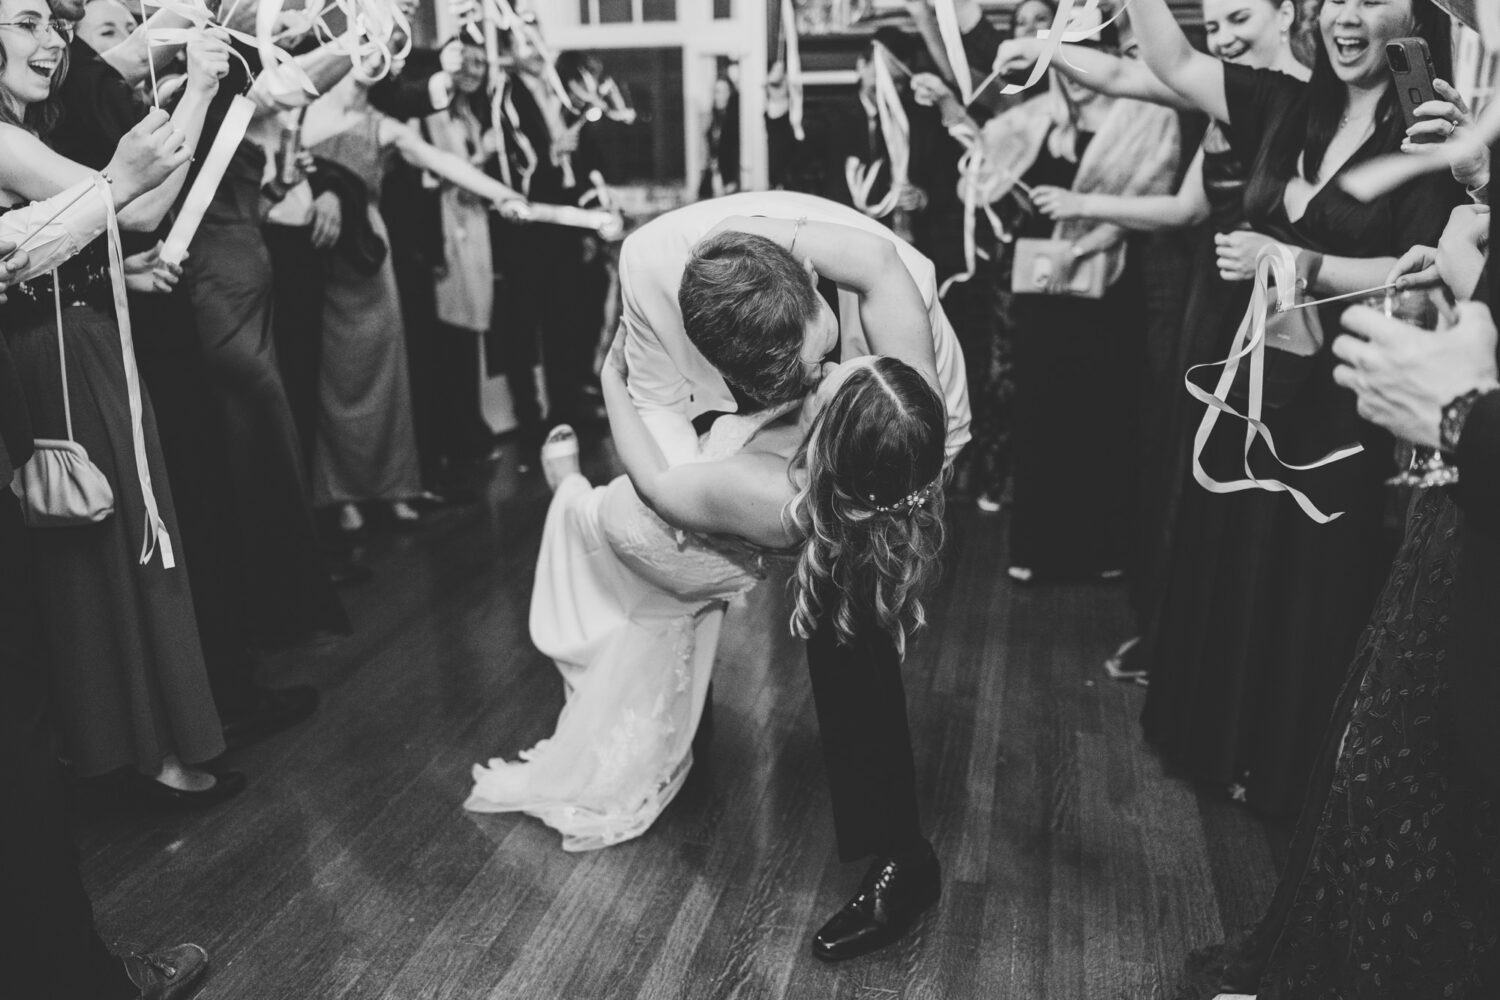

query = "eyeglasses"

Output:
[[0, 17, 74, 41]]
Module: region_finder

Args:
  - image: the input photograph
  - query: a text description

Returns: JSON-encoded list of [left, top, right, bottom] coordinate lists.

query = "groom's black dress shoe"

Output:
[[812, 841, 941, 961]]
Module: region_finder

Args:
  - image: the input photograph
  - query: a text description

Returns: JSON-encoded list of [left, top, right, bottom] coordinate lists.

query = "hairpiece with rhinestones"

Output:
[[868, 477, 940, 514]]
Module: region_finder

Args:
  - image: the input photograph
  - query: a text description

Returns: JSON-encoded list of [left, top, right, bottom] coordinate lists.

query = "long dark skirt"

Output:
[[186, 216, 347, 649], [1007, 270, 1143, 578], [6, 302, 222, 776]]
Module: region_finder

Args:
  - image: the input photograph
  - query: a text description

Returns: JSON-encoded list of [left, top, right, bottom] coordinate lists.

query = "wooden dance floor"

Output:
[[77, 435, 1286, 999]]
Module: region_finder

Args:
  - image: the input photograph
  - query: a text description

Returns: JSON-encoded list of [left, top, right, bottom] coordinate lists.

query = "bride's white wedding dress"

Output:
[[465, 406, 792, 851]]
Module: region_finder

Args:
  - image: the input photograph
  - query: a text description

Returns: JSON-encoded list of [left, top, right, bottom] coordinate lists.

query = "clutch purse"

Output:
[[1011, 238, 1108, 299], [14, 278, 115, 526], [1227, 301, 1325, 411], [16, 438, 115, 526]]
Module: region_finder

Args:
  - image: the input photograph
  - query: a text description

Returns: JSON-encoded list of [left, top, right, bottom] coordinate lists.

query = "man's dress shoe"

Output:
[[812, 841, 941, 961]]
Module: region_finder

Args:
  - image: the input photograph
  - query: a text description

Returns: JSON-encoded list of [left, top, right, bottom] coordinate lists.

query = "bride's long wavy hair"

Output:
[[786, 357, 948, 658]]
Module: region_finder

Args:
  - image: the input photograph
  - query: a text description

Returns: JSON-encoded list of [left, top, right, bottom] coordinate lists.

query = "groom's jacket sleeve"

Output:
[[618, 234, 709, 467]]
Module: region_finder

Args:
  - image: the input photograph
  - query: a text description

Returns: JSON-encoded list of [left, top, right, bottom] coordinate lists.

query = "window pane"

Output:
[[642, 0, 675, 20], [579, 0, 591, 23], [599, 0, 631, 23], [713, 0, 731, 18]]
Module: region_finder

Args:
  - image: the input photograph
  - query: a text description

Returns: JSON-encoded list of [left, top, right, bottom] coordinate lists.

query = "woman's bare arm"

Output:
[[601, 356, 800, 547], [706, 215, 938, 392]]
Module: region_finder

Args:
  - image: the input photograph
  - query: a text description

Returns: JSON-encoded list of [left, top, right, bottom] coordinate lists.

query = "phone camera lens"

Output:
[[1386, 44, 1410, 73]]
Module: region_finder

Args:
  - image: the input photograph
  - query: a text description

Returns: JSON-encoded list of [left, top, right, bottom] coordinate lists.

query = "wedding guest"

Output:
[[0, 210, 209, 999], [906, 0, 1056, 512], [699, 76, 740, 199], [923, 8, 1181, 580], [182, 27, 360, 616], [1126, 0, 1460, 818], [1178, 129, 1500, 999], [418, 36, 501, 482], [488, 25, 594, 464], [51, 2, 328, 747], [299, 58, 529, 535], [991, 0, 1307, 679], [0, 13, 244, 804]]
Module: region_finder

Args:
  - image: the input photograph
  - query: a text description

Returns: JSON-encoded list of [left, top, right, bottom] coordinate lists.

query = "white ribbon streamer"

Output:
[[845, 43, 910, 221], [959, 0, 1134, 106], [159, 94, 256, 267], [938, 118, 1011, 299], [1183, 242, 1363, 524], [92, 175, 176, 567], [931, 0, 974, 104], [782, 0, 805, 142]]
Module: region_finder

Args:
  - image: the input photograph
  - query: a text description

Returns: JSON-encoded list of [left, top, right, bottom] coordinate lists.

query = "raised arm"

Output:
[[1034, 147, 1211, 231], [992, 36, 1194, 110], [707, 215, 939, 391], [1124, 0, 1229, 122], [112, 33, 230, 231], [0, 103, 194, 231], [248, 40, 358, 115], [377, 118, 526, 211], [600, 350, 799, 548], [98, 9, 194, 88]]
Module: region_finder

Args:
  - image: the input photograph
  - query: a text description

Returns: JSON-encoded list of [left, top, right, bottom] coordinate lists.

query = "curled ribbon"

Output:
[[1183, 242, 1363, 524], [845, 43, 910, 221], [952, 0, 1134, 106], [938, 119, 1009, 299], [142, 0, 409, 104]]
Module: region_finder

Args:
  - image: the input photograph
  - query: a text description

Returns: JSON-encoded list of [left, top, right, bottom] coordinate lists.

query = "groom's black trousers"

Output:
[[806, 615, 926, 862], [0, 493, 133, 999]]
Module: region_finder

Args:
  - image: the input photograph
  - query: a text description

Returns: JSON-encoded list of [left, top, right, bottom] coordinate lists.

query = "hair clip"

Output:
[[869, 477, 939, 514]]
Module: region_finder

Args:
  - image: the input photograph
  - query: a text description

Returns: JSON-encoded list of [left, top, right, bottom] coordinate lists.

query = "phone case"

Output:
[[1387, 36, 1438, 135]]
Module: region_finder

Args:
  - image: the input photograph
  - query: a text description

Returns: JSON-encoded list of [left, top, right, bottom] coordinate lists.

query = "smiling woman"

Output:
[[0, 2, 70, 130], [0, 9, 251, 804]]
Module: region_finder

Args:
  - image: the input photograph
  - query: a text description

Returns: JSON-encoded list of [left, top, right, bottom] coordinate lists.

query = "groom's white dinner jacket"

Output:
[[619, 191, 972, 466]]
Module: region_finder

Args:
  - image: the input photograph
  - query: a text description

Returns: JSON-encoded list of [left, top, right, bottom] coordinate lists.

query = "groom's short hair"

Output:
[[679, 231, 822, 408]]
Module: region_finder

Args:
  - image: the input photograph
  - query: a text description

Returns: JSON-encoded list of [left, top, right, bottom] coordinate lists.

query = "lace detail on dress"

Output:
[[1178, 491, 1500, 998], [466, 404, 798, 851]]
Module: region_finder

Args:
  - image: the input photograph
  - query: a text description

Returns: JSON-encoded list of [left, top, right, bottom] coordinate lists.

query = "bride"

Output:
[[465, 219, 949, 851]]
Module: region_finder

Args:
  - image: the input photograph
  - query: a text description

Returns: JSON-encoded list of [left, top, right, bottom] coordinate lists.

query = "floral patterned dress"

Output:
[[1182, 489, 1500, 997]]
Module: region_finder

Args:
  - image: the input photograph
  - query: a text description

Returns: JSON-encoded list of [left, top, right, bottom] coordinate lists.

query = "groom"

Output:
[[617, 191, 970, 960]]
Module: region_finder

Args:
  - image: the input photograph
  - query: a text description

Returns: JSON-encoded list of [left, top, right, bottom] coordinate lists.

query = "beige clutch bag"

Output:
[[1011, 238, 1108, 299]]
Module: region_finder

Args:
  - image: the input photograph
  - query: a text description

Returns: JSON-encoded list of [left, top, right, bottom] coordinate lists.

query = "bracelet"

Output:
[[1440, 383, 1500, 456], [789, 216, 807, 257]]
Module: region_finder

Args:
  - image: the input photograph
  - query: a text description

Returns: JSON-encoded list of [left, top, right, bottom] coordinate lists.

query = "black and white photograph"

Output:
[[4, 0, 1500, 997]]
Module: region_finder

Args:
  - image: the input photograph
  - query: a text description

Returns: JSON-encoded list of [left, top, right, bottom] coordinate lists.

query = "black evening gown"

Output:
[[183, 49, 348, 649], [1008, 129, 1143, 578], [1182, 489, 1500, 998], [0, 238, 225, 776], [1140, 65, 1460, 817], [1133, 121, 1252, 621]]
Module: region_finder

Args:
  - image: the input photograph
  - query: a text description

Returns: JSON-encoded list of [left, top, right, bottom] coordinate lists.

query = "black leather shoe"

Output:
[[121, 943, 209, 1000], [812, 842, 941, 961], [222, 684, 319, 751], [133, 770, 247, 810]]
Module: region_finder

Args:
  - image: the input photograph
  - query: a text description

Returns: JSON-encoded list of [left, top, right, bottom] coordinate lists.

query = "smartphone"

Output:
[[1386, 36, 1440, 141]]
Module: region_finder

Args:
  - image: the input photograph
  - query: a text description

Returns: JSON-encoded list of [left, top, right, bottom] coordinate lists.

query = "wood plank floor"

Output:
[[77, 434, 1289, 1000]]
